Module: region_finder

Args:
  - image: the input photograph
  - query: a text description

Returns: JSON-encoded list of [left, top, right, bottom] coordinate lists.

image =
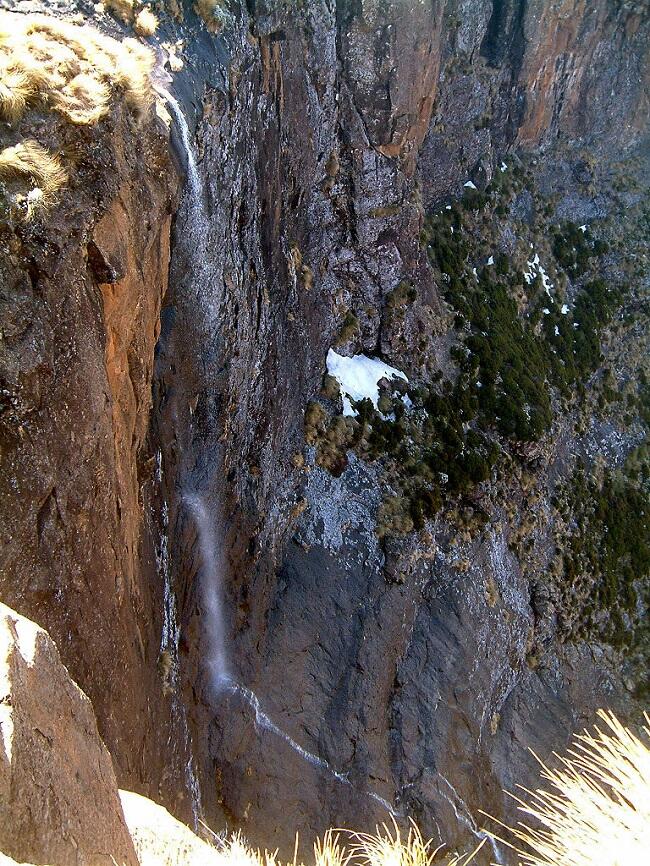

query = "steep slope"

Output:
[[0, 2, 648, 863], [0, 11, 195, 818]]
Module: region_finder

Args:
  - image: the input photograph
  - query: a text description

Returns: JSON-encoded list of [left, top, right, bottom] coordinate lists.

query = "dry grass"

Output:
[[0, 139, 67, 217], [134, 8, 159, 36], [0, 11, 155, 126], [347, 820, 483, 866], [194, 0, 229, 34], [482, 709, 650, 866], [104, 0, 136, 25], [0, 11, 156, 217]]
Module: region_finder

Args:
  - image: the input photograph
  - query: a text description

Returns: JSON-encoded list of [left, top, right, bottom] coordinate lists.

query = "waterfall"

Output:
[[182, 493, 231, 694], [155, 86, 201, 200], [183, 488, 402, 820], [157, 85, 402, 825], [437, 774, 504, 864]]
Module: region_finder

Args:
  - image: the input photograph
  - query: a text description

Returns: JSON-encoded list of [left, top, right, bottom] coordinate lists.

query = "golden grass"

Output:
[[134, 8, 159, 36], [0, 11, 155, 126], [194, 0, 229, 34], [347, 820, 483, 866], [0, 11, 156, 217], [482, 709, 650, 866], [104, 0, 136, 25], [0, 139, 67, 217]]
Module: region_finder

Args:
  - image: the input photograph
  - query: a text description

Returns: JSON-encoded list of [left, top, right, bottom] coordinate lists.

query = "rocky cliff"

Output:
[[1, 1, 649, 863]]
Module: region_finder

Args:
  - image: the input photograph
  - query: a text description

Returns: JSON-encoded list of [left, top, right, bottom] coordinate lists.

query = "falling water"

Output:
[[183, 486, 402, 819], [158, 86, 403, 825], [182, 493, 231, 694], [437, 774, 504, 864], [155, 86, 201, 200]]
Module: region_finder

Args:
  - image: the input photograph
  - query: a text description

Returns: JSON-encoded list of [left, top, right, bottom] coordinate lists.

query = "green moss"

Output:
[[335, 311, 359, 346]]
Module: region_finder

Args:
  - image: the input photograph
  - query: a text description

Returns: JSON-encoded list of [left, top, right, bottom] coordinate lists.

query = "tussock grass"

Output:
[[483, 709, 650, 866], [134, 8, 159, 36], [0, 11, 156, 217], [347, 820, 482, 866], [194, 0, 230, 34], [0, 11, 155, 126], [0, 139, 67, 217], [104, 0, 136, 25]]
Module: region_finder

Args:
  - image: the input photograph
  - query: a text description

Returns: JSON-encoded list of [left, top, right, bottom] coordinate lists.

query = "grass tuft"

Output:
[[0, 11, 156, 217], [134, 8, 159, 37], [0, 11, 155, 126], [0, 139, 68, 216], [482, 709, 650, 866], [194, 0, 230, 34], [104, 0, 136, 25]]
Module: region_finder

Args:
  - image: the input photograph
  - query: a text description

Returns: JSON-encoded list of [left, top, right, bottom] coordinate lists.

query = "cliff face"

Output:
[[160, 0, 650, 854], [0, 71, 193, 812], [1, 0, 649, 862]]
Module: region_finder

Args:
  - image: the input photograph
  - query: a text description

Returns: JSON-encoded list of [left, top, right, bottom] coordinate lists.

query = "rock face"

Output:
[[0, 19, 195, 818], [1, 1, 649, 864], [0, 602, 138, 866], [152, 1, 649, 858]]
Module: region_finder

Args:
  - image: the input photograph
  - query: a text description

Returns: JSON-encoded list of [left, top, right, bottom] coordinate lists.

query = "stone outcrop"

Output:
[[0, 602, 138, 866], [120, 790, 216, 866]]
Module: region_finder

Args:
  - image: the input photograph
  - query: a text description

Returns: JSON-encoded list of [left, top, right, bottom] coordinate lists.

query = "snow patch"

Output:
[[500, 162, 507, 172], [486, 255, 494, 266], [464, 180, 477, 190], [523, 252, 553, 295], [326, 349, 408, 417]]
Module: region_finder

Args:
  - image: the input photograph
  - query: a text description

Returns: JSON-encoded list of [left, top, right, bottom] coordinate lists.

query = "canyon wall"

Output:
[[1, 0, 649, 861]]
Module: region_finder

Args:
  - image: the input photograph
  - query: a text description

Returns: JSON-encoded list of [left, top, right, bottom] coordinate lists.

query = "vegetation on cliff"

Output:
[[0, 12, 154, 218], [126, 710, 650, 866]]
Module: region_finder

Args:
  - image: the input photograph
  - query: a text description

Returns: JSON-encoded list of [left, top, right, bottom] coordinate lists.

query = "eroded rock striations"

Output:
[[0, 602, 138, 866], [1, 1, 649, 863]]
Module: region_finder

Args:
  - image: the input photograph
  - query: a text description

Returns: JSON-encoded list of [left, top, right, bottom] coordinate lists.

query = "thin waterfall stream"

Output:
[[157, 84, 404, 825]]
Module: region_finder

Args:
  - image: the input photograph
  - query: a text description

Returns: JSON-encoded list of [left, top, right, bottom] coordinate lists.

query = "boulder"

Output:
[[0, 603, 138, 866], [120, 790, 216, 866]]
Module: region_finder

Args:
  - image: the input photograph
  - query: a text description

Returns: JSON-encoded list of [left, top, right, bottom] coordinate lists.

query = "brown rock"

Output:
[[0, 602, 138, 866]]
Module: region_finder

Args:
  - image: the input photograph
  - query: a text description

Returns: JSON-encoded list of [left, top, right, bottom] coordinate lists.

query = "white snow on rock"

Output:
[[500, 162, 507, 172], [326, 349, 408, 417], [561, 304, 570, 314], [579, 224, 587, 232], [523, 252, 553, 295], [487, 255, 494, 265], [464, 180, 477, 190]]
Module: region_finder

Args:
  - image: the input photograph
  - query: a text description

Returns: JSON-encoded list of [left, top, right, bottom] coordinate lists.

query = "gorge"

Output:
[[0, 1, 649, 864]]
